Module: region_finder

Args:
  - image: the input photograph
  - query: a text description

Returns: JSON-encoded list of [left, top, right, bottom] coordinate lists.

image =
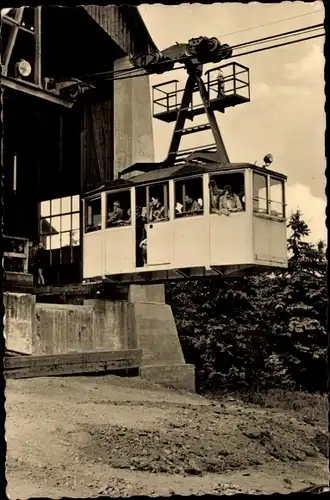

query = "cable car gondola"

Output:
[[83, 161, 287, 284]]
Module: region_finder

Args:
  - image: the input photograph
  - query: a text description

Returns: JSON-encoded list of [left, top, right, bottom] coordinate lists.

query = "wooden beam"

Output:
[[1, 75, 75, 108], [175, 268, 189, 278], [2, 7, 25, 72], [34, 6, 42, 86], [4, 349, 142, 379], [210, 266, 224, 276], [2, 14, 35, 35], [137, 273, 152, 282], [33, 281, 128, 300], [4, 271, 34, 289]]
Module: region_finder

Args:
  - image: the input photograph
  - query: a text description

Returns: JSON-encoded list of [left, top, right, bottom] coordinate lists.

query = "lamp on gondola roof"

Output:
[[263, 153, 273, 169]]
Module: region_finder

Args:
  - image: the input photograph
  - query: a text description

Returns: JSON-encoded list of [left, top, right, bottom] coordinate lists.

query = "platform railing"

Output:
[[152, 79, 185, 116], [3, 235, 29, 274], [152, 62, 250, 120], [205, 62, 250, 101]]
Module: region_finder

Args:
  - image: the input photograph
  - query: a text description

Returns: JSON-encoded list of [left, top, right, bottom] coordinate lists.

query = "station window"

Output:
[[269, 177, 285, 218], [209, 172, 245, 214], [175, 177, 203, 217], [253, 173, 268, 214], [40, 195, 80, 250], [106, 190, 131, 228], [85, 196, 101, 233]]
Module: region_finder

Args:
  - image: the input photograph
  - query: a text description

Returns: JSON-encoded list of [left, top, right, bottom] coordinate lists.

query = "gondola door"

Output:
[[136, 182, 173, 268]]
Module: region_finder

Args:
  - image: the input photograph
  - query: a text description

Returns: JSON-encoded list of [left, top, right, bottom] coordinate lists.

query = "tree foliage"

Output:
[[166, 210, 327, 393]]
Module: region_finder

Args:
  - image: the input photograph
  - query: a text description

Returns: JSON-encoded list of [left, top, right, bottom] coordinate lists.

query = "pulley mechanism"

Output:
[[129, 36, 233, 74]]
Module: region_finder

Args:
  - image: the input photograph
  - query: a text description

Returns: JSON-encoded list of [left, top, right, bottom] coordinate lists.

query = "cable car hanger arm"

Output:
[[119, 37, 234, 177]]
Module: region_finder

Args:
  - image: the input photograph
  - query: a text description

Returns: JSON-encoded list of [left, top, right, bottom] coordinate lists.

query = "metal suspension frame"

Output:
[[165, 65, 229, 166], [120, 36, 235, 177]]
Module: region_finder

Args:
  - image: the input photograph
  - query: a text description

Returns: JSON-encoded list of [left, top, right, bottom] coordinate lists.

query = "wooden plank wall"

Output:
[[83, 97, 114, 190], [84, 5, 133, 55], [83, 5, 155, 56]]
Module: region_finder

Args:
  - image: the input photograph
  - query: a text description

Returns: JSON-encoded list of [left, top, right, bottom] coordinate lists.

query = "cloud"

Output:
[[276, 85, 310, 96], [284, 43, 324, 85], [252, 82, 271, 99], [286, 183, 326, 244]]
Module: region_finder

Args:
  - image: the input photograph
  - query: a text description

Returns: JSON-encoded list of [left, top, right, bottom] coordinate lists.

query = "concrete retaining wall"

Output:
[[4, 288, 195, 390], [4, 293, 36, 354], [4, 293, 133, 355]]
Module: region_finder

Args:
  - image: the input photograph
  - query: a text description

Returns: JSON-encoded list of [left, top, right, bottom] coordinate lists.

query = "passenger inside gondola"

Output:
[[107, 200, 125, 226], [185, 193, 203, 214], [209, 173, 245, 215], [149, 196, 165, 222], [106, 190, 131, 227], [175, 177, 203, 218], [219, 185, 243, 214], [209, 180, 224, 213], [135, 206, 147, 267]]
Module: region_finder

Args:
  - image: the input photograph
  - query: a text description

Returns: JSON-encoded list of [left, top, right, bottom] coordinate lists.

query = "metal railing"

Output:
[[152, 79, 180, 115], [3, 235, 29, 273], [152, 62, 250, 118], [205, 62, 250, 102]]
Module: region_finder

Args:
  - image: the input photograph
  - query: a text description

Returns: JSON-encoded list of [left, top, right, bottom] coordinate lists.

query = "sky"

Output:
[[139, 1, 326, 244]]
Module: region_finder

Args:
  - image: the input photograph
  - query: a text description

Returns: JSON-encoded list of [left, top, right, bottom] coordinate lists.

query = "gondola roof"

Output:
[[129, 162, 287, 185], [83, 162, 287, 197]]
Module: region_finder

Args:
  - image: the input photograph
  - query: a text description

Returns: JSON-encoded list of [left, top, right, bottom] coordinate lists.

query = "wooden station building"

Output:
[[1, 6, 156, 287]]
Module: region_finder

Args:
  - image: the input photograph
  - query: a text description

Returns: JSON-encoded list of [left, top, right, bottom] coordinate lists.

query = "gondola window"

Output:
[[209, 172, 245, 214], [85, 196, 101, 233], [253, 173, 268, 214], [106, 190, 131, 228], [175, 177, 203, 217], [269, 177, 285, 218], [147, 182, 169, 222]]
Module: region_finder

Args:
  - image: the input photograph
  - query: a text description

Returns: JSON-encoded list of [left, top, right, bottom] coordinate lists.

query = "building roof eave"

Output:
[[119, 5, 158, 52]]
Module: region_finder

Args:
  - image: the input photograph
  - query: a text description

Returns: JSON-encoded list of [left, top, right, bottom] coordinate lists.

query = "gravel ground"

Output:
[[5, 375, 328, 499]]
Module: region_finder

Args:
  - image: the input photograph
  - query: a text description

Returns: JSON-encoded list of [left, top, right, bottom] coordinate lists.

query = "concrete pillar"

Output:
[[128, 283, 165, 304], [113, 55, 155, 179], [128, 285, 196, 391]]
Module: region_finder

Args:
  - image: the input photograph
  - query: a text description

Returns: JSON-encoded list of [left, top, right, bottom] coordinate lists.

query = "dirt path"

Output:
[[5, 375, 328, 499]]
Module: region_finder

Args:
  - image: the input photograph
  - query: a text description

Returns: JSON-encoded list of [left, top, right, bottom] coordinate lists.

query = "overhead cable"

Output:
[[230, 32, 324, 59], [85, 24, 325, 84], [231, 23, 323, 50], [220, 8, 323, 38]]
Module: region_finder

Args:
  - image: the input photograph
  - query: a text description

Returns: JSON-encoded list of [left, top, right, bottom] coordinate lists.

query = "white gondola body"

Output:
[[83, 164, 287, 283]]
